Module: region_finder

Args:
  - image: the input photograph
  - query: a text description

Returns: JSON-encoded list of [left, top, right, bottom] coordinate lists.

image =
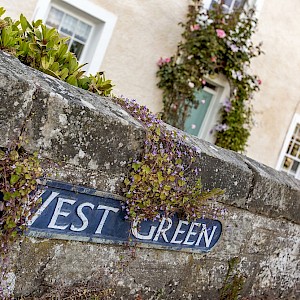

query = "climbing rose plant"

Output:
[[157, 0, 263, 152]]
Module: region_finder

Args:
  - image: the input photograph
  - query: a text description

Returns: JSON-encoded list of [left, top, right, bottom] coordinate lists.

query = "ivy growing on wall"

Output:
[[0, 140, 43, 295], [114, 97, 224, 223], [156, 0, 262, 152]]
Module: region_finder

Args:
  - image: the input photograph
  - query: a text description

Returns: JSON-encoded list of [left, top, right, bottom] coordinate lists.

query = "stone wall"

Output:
[[0, 51, 299, 299]]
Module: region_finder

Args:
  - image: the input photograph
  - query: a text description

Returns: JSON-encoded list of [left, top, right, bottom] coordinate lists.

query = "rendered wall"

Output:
[[0, 51, 299, 299], [246, 0, 300, 168]]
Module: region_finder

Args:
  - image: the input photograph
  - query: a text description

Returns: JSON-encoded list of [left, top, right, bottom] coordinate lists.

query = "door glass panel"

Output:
[[185, 89, 213, 136]]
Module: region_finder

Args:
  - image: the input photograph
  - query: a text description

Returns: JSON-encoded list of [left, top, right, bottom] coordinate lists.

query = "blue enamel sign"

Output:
[[28, 181, 222, 252]]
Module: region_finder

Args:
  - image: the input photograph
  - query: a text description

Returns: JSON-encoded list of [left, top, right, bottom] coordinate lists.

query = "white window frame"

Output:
[[33, 0, 117, 74], [276, 113, 300, 180], [196, 74, 230, 144]]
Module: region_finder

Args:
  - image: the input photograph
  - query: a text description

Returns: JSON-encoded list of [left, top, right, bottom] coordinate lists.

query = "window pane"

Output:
[[283, 157, 292, 170], [69, 40, 84, 59], [287, 141, 292, 154], [210, 0, 245, 12], [209, 0, 220, 9], [46, 7, 64, 29], [61, 14, 77, 36], [233, 0, 246, 9], [291, 143, 299, 157], [291, 160, 299, 173], [185, 90, 213, 136], [75, 21, 92, 43], [224, 0, 234, 7]]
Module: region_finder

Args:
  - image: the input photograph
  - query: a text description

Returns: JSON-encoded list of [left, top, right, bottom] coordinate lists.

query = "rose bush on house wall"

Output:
[[157, 0, 262, 152]]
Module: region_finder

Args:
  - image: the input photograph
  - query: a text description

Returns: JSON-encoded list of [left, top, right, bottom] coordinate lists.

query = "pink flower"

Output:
[[190, 24, 200, 31], [157, 58, 163, 67], [258, 79, 262, 85], [211, 56, 217, 63], [157, 57, 171, 67], [216, 29, 226, 38], [201, 79, 206, 85]]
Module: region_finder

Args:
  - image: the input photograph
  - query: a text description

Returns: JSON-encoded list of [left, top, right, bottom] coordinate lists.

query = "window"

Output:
[[202, 0, 264, 16], [209, 0, 246, 13], [46, 7, 92, 59], [33, 0, 117, 74], [276, 114, 300, 180], [184, 75, 230, 144]]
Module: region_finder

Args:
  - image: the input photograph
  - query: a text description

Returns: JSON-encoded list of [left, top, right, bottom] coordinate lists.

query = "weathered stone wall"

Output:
[[0, 51, 299, 299]]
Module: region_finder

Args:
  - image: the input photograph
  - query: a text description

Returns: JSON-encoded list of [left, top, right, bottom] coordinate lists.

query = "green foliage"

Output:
[[156, 0, 262, 152], [0, 142, 43, 286], [219, 257, 246, 300], [115, 97, 224, 222], [0, 8, 113, 97]]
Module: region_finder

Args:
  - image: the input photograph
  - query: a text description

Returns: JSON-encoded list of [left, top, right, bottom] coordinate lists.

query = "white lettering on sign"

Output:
[[95, 205, 119, 234], [70, 202, 95, 232], [153, 217, 173, 242], [131, 220, 157, 240], [48, 198, 75, 230], [131, 219, 218, 248], [195, 224, 217, 247], [170, 220, 189, 244], [28, 191, 57, 226], [183, 222, 200, 245]]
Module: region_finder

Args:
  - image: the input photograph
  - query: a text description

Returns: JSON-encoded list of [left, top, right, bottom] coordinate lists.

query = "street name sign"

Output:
[[28, 181, 222, 252]]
